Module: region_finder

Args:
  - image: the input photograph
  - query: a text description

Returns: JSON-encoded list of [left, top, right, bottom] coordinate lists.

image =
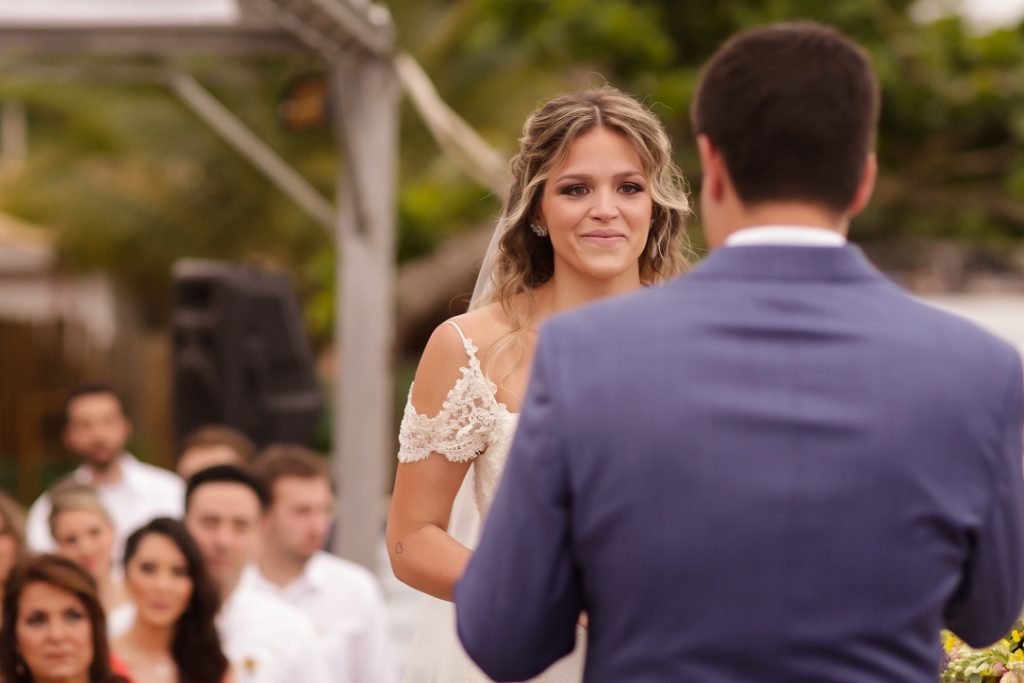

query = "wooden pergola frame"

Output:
[[0, 0, 399, 569]]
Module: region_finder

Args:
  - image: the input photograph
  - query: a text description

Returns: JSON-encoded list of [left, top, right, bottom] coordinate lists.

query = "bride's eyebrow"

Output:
[[553, 171, 644, 183]]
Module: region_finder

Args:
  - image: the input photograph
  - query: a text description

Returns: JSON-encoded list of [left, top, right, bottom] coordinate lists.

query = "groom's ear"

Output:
[[847, 151, 877, 218], [697, 134, 727, 203]]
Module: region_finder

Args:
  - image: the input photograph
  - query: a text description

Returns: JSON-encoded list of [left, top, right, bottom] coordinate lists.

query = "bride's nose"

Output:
[[588, 187, 620, 222]]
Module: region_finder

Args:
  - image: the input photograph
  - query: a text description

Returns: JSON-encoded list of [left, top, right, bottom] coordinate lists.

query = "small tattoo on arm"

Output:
[[395, 542, 404, 554]]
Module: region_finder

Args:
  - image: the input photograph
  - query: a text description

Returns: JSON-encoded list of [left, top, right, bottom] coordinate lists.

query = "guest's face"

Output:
[[264, 476, 333, 563], [537, 126, 652, 284], [185, 483, 261, 591], [15, 581, 93, 683], [53, 510, 115, 580], [63, 393, 131, 469], [125, 533, 193, 628]]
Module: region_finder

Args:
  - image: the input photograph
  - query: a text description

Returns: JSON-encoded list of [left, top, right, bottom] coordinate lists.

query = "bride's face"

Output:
[[537, 126, 652, 284]]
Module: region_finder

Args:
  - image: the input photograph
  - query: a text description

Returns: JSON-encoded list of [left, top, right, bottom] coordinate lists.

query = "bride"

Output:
[[387, 85, 692, 682]]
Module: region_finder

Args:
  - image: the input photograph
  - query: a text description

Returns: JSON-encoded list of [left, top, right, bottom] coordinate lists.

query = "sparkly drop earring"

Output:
[[530, 222, 548, 237]]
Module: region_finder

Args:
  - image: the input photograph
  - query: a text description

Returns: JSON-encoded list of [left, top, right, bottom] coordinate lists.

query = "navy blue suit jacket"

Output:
[[455, 245, 1024, 682]]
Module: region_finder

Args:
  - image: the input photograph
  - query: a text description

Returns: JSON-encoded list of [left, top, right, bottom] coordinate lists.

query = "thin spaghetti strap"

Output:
[[444, 320, 480, 361], [445, 319, 469, 343]]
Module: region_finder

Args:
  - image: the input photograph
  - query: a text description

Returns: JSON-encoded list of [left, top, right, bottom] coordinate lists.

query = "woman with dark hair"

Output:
[[0, 553, 128, 683], [112, 518, 229, 683]]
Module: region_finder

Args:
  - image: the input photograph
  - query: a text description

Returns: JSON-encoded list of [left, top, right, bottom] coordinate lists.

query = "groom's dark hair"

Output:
[[691, 21, 879, 214]]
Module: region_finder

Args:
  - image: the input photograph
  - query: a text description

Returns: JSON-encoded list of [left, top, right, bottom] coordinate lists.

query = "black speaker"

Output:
[[172, 260, 323, 449]]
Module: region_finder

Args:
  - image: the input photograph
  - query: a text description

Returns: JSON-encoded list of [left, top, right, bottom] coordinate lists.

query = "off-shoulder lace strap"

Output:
[[397, 321, 505, 463]]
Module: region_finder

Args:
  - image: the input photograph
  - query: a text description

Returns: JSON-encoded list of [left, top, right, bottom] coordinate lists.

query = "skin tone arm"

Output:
[[387, 322, 478, 601]]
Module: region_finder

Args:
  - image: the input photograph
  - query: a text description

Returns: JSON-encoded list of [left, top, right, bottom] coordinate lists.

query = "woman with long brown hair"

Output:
[[387, 85, 692, 682], [0, 553, 129, 683], [112, 518, 229, 683]]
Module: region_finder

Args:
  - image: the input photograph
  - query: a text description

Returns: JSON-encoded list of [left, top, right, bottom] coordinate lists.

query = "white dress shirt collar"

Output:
[[725, 225, 847, 248], [72, 452, 137, 488], [247, 553, 330, 597]]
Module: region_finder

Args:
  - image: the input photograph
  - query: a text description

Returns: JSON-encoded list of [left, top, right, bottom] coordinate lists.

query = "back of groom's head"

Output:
[[691, 22, 879, 214]]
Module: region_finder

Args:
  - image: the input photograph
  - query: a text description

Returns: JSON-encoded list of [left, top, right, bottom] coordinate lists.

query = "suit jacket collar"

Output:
[[686, 244, 886, 283]]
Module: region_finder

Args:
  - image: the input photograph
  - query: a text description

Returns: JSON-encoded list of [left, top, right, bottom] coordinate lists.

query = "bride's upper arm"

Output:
[[389, 320, 476, 539], [408, 320, 471, 416]]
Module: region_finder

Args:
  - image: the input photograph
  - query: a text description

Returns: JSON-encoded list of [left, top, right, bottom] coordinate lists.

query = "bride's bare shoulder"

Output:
[[448, 303, 514, 349], [411, 305, 511, 411]]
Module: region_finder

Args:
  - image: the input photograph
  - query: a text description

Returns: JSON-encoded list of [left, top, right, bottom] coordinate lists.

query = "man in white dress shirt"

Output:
[[250, 444, 398, 683], [184, 465, 330, 683], [25, 383, 183, 553]]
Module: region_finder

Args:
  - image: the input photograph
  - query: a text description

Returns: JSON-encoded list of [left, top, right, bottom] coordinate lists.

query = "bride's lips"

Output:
[[580, 230, 626, 243]]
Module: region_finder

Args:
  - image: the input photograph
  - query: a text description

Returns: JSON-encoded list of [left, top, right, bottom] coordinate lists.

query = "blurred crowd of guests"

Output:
[[0, 383, 398, 683]]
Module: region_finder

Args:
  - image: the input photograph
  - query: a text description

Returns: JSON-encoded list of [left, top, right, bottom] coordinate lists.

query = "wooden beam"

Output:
[[168, 73, 335, 228], [0, 26, 306, 56], [260, 0, 393, 58], [330, 53, 398, 570]]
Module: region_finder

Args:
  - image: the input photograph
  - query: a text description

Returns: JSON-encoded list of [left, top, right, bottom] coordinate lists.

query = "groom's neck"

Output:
[[709, 201, 850, 249]]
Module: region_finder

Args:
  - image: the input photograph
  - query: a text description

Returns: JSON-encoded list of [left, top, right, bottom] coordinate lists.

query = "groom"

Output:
[[454, 21, 1024, 682]]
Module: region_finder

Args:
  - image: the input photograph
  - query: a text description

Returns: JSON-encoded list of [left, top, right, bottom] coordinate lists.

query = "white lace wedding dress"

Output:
[[397, 321, 585, 683]]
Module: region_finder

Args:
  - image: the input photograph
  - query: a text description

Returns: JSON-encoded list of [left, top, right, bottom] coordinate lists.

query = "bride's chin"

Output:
[[577, 261, 641, 281]]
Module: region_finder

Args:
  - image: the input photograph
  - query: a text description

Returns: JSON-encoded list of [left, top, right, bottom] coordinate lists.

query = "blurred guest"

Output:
[[48, 483, 128, 615], [0, 491, 26, 614], [25, 383, 184, 554], [184, 465, 328, 683], [112, 518, 229, 683], [0, 553, 129, 683], [177, 426, 257, 482], [252, 445, 397, 683]]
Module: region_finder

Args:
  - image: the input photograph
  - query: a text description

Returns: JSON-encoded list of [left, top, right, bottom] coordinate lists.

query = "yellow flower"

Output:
[[943, 632, 962, 654]]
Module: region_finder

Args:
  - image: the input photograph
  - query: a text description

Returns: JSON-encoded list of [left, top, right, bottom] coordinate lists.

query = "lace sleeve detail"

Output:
[[397, 328, 503, 464]]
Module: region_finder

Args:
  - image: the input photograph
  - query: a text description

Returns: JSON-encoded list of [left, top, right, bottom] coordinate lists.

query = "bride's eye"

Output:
[[560, 184, 588, 197], [619, 182, 645, 195]]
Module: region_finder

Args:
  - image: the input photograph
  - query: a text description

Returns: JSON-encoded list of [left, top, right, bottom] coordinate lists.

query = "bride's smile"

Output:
[[537, 126, 653, 285]]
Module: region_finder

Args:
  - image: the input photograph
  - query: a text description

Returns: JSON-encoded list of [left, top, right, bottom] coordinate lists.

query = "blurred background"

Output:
[[0, 0, 1023, 515]]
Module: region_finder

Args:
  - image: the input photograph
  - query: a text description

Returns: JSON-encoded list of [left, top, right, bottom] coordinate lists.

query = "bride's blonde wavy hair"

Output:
[[475, 87, 693, 388], [481, 87, 691, 314]]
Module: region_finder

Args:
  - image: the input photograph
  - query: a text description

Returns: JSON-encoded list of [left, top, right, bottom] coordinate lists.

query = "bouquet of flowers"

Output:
[[942, 621, 1024, 683]]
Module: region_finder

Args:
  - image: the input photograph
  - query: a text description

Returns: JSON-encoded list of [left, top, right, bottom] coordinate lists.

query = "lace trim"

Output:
[[397, 334, 509, 464]]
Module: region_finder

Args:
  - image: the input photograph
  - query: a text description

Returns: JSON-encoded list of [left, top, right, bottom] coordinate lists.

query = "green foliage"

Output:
[[0, 1, 1021, 340], [0, 57, 333, 333], [391, 0, 1024, 256]]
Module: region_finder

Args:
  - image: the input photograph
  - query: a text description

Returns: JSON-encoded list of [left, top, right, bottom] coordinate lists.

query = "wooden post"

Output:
[[330, 53, 398, 570]]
